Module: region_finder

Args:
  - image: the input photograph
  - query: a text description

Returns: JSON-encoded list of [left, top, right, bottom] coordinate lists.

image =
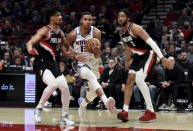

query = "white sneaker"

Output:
[[44, 101, 52, 108], [106, 97, 116, 113], [60, 114, 75, 126], [78, 97, 86, 119], [34, 108, 42, 123], [168, 103, 177, 111], [158, 103, 169, 110]]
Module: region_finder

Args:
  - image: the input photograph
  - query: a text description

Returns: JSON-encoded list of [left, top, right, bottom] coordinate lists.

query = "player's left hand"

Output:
[[161, 57, 174, 70]]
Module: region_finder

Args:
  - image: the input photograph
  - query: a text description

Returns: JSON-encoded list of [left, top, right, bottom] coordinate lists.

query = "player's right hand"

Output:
[[28, 48, 39, 55], [161, 57, 174, 70]]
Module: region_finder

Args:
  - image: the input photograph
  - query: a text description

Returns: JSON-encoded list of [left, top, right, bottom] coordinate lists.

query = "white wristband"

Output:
[[146, 38, 164, 59]]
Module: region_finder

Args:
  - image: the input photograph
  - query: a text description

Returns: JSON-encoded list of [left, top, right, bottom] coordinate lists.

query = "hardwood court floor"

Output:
[[0, 107, 193, 131]]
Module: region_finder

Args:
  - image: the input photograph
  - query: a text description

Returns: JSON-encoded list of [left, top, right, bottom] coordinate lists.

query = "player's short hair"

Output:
[[80, 12, 92, 19], [45, 7, 61, 23], [118, 9, 130, 17]]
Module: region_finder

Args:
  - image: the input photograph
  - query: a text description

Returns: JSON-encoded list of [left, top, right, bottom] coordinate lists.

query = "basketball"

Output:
[[85, 38, 101, 54]]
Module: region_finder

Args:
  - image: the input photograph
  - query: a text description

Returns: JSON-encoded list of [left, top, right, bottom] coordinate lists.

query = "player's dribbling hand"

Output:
[[161, 57, 174, 70], [28, 48, 39, 55]]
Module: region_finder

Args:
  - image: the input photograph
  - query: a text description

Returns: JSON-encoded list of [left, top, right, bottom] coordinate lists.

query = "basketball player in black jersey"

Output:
[[117, 9, 174, 122], [26, 8, 74, 125]]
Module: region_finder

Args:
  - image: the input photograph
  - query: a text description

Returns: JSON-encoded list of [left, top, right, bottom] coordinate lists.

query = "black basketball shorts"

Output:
[[33, 58, 62, 78], [129, 50, 157, 75]]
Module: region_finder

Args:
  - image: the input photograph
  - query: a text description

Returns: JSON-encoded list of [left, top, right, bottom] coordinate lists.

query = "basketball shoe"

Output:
[[34, 108, 42, 123], [117, 110, 129, 122], [60, 114, 75, 126], [139, 110, 156, 121], [106, 97, 116, 113]]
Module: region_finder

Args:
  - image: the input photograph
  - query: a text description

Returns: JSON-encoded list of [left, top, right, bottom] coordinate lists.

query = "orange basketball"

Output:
[[85, 38, 101, 54]]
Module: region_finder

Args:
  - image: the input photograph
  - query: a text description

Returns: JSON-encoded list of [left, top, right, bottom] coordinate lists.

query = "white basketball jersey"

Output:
[[72, 26, 99, 70]]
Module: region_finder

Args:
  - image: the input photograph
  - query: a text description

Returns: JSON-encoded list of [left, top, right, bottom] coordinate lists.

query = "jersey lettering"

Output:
[[50, 38, 61, 43], [76, 40, 86, 52]]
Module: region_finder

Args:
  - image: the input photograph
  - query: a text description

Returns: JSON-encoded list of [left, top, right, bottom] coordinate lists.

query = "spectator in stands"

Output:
[[100, 57, 125, 108], [111, 48, 118, 57], [89, 5, 97, 17], [134, 64, 165, 109], [158, 57, 184, 110], [32, 10, 41, 24], [0, 41, 7, 58], [26, 57, 35, 70], [165, 44, 177, 58], [101, 46, 111, 69], [162, 26, 170, 38], [178, 8, 191, 27], [180, 21, 193, 39], [176, 51, 193, 110], [146, 17, 163, 45], [3, 51, 11, 69], [162, 41, 170, 56], [12, 24, 25, 39], [8, 56, 23, 70], [114, 56, 124, 69], [1, 20, 12, 37], [96, 15, 113, 41], [169, 26, 183, 42], [116, 41, 125, 58], [23, 9, 32, 24], [187, 41, 193, 63], [179, 41, 188, 52], [12, 48, 25, 65], [67, 12, 79, 28], [176, 34, 184, 47]]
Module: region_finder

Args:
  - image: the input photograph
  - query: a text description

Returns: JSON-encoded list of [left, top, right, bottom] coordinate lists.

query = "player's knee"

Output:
[[81, 67, 95, 80], [135, 72, 145, 84], [56, 75, 68, 89], [62, 87, 70, 97], [127, 73, 136, 85]]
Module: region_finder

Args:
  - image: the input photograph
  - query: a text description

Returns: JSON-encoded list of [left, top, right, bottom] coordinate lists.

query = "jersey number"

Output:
[[81, 45, 86, 52]]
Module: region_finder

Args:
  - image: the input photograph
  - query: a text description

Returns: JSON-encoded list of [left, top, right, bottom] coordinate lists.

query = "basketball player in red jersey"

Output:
[[26, 8, 74, 125], [63, 12, 116, 119], [117, 9, 174, 122]]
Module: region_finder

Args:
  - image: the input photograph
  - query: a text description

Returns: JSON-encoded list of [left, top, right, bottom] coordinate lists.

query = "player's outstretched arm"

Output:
[[26, 27, 48, 55], [131, 24, 174, 70]]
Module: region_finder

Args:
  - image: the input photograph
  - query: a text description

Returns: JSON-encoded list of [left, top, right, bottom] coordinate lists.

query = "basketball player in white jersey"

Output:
[[63, 12, 116, 118], [26, 8, 74, 125], [117, 9, 174, 122]]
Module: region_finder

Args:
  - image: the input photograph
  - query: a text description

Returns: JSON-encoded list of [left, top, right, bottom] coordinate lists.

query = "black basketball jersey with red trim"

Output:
[[120, 23, 152, 54], [36, 25, 61, 62]]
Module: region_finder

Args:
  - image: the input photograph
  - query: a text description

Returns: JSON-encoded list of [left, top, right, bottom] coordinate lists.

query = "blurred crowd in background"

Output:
[[0, 0, 193, 111]]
